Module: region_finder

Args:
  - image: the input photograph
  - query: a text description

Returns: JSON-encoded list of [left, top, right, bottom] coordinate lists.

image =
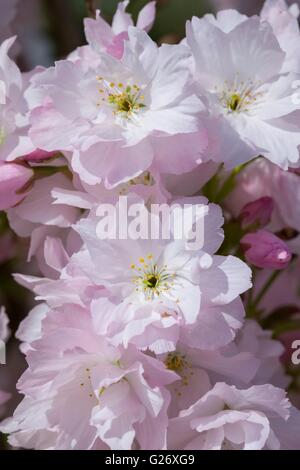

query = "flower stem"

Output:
[[214, 160, 256, 204]]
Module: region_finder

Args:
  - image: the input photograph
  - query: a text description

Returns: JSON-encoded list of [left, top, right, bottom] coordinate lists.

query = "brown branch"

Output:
[[85, 0, 97, 18]]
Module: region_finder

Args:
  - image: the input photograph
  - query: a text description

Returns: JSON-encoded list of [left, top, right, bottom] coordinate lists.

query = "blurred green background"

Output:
[[21, 0, 213, 67]]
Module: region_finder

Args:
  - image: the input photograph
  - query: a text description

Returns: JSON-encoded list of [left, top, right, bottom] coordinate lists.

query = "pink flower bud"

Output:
[[239, 196, 274, 229], [241, 230, 292, 270], [0, 162, 33, 210]]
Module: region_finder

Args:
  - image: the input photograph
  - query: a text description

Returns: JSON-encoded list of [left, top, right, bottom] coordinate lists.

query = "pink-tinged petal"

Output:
[[112, 1, 132, 35], [5, 135, 36, 162], [29, 103, 89, 152], [198, 255, 252, 304], [22, 149, 59, 163], [204, 9, 247, 33], [72, 139, 154, 188], [229, 18, 285, 82], [16, 304, 49, 352], [0, 161, 33, 210], [168, 383, 291, 450], [270, 406, 300, 450], [106, 32, 128, 59], [143, 96, 201, 135], [192, 348, 259, 385], [152, 130, 208, 175], [124, 27, 158, 81], [84, 12, 114, 53], [0, 36, 22, 90], [163, 161, 219, 197], [136, 1, 156, 32], [9, 173, 79, 227], [233, 115, 300, 169], [44, 237, 70, 272], [27, 225, 60, 263], [184, 305, 238, 350], [150, 43, 194, 110], [171, 279, 201, 325], [261, 0, 300, 36], [51, 187, 95, 210]]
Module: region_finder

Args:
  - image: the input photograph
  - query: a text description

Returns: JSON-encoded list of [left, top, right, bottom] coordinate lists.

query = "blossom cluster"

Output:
[[0, 0, 300, 450]]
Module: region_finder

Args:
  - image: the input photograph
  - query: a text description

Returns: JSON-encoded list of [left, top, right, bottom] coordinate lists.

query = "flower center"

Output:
[[145, 274, 158, 288], [165, 352, 194, 397], [130, 255, 175, 301], [218, 77, 263, 114], [228, 94, 241, 111], [96, 77, 146, 119], [165, 352, 187, 372]]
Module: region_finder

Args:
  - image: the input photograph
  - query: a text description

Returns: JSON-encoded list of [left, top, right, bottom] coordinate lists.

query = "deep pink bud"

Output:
[[0, 161, 33, 210], [241, 230, 292, 270], [239, 196, 274, 229]]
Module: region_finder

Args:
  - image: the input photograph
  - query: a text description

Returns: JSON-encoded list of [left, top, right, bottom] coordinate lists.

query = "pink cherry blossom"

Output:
[[168, 382, 300, 450], [91, 297, 181, 354], [205, 2, 300, 74], [186, 14, 300, 169], [261, 0, 300, 73], [29, 27, 206, 188], [12, 197, 251, 354], [73, 198, 251, 350], [1, 0, 300, 451], [1, 305, 177, 450], [160, 342, 260, 418], [84, 1, 156, 59]]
